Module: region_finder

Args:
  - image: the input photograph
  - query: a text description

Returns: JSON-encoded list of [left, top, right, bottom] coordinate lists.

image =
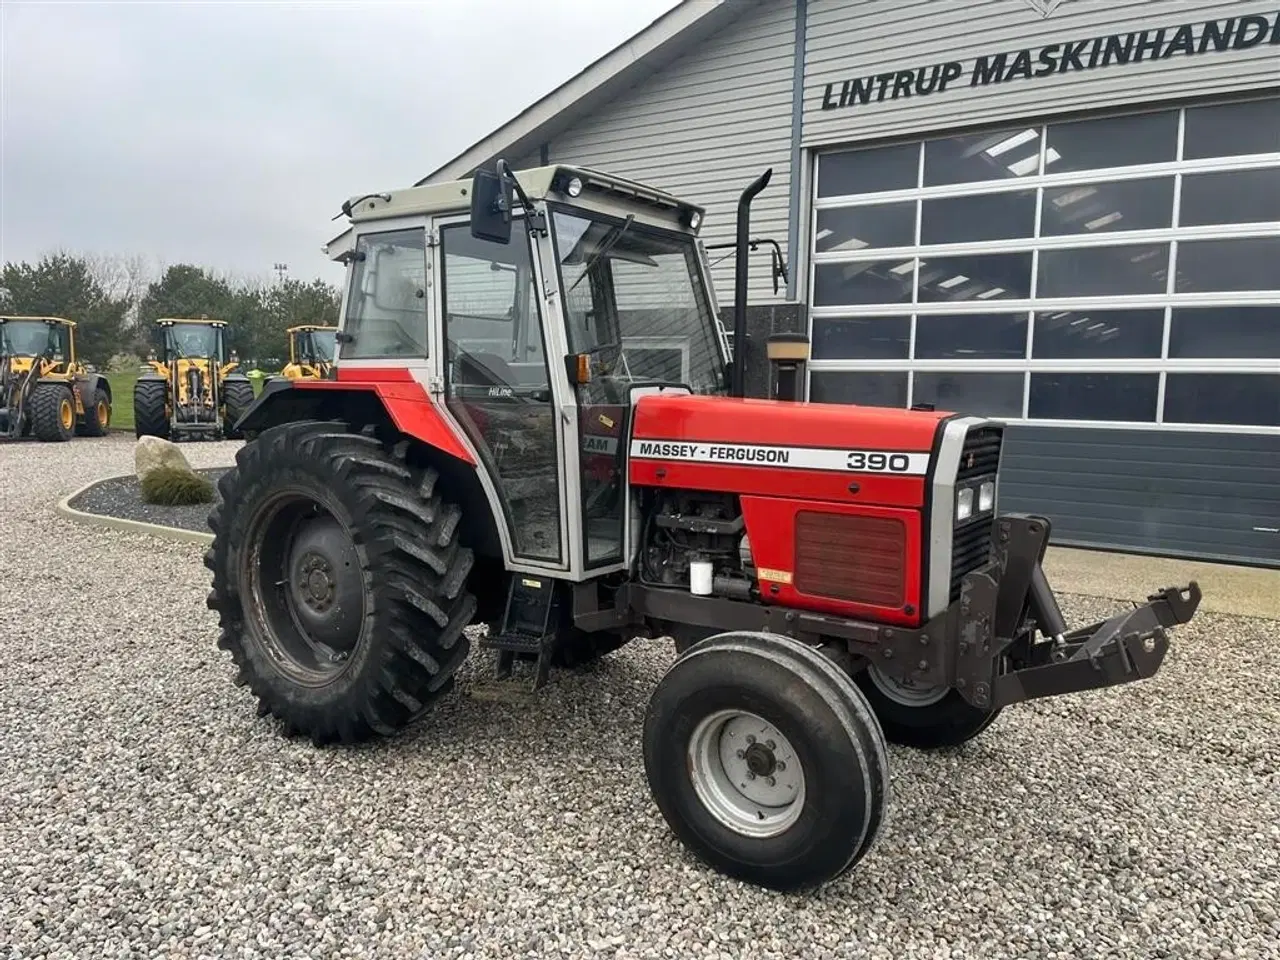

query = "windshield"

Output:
[[0, 321, 54, 357], [310, 329, 337, 362], [551, 209, 725, 395], [166, 324, 223, 360]]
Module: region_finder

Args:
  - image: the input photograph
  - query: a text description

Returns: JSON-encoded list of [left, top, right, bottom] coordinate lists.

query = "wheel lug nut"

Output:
[[736, 750, 745, 759], [746, 735, 756, 745], [766, 776, 775, 787], [746, 771, 756, 780], [765, 740, 776, 751], [776, 761, 786, 772]]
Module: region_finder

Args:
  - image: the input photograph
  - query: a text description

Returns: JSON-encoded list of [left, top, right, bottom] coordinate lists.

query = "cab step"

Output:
[[474, 574, 562, 696]]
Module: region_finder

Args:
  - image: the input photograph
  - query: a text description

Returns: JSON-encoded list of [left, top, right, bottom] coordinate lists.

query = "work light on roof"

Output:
[[566, 176, 583, 198]]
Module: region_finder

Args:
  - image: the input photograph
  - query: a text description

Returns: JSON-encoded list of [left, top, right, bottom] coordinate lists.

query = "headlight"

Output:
[[566, 176, 583, 198], [956, 487, 974, 522], [978, 480, 995, 512], [689, 210, 702, 230]]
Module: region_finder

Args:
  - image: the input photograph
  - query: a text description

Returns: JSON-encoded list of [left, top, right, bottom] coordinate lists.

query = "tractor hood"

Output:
[[628, 393, 956, 507]]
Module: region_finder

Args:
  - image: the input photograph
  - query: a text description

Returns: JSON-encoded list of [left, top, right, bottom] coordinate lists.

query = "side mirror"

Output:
[[470, 168, 513, 245]]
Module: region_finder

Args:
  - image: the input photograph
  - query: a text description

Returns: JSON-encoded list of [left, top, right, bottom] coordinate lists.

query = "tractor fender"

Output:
[[234, 377, 477, 465]]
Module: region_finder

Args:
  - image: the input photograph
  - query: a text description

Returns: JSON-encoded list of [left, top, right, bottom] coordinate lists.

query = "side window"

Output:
[[50, 325, 71, 361], [441, 219, 546, 391], [343, 228, 428, 359]]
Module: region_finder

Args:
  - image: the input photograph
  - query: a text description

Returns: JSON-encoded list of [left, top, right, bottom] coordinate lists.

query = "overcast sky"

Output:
[[1, 0, 682, 286]]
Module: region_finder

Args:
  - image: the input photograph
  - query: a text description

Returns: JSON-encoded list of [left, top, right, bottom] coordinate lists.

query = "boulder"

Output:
[[135, 435, 196, 482]]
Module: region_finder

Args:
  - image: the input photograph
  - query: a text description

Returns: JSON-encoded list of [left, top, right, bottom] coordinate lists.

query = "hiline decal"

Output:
[[629, 439, 929, 475]]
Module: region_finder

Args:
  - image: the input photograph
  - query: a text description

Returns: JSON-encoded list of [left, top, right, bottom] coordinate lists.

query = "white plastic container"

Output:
[[689, 558, 714, 596]]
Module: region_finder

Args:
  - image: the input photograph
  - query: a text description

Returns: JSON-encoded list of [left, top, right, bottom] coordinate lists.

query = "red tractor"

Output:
[[207, 161, 1201, 891]]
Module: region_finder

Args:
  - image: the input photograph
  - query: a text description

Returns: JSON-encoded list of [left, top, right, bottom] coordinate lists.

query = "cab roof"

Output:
[[324, 163, 704, 259], [154, 317, 227, 327], [0, 315, 75, 326], [288, 324, 337, 333]]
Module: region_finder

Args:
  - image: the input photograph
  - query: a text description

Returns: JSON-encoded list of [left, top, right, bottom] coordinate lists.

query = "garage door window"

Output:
[[810, 94, 1280, 432]]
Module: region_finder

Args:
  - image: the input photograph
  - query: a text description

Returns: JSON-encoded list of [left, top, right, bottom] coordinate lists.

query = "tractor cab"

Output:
[[283, 324, 338, 379], [1, 314, 76, 371], [321, 163, 730, 574]]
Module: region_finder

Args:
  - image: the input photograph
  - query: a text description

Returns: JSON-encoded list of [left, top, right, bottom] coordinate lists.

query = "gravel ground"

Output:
[[2, 434, 1278, 959], [68, 468, 229, 533]]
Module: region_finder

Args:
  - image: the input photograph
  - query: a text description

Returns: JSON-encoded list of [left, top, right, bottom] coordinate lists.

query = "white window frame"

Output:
[[805, 94, 1280, 435]]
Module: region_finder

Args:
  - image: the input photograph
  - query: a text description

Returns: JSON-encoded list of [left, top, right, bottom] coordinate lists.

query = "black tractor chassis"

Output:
[[574, 513, 1200, 712]]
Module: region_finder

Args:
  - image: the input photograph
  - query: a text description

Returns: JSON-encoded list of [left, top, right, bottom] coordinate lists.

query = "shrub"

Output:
[[140, 467, 216, 506]]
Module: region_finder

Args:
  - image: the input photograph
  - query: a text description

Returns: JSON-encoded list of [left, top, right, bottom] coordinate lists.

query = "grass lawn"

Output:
[[103, 370, 266, 433]]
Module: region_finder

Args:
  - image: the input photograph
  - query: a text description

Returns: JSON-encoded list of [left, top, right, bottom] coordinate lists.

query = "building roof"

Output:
[[415, 0, 762, 186]]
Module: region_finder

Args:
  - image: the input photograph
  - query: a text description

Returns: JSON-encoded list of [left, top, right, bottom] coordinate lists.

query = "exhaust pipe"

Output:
[[730, 168, 773, 399]]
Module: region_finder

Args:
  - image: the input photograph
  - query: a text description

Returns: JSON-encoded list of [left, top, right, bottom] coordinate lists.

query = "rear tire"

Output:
[[643, 631, 889, 891], [77, 387, 111, 437], [222, 378, 255, 440], [205, 420, 477, 745], [30, 383, 75, 442], [855, 665, 1001, 749], [134, 378, 169, 439]]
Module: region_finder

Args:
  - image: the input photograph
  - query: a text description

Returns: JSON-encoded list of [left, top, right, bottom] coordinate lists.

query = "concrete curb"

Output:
[[55, 474, 215, 546]]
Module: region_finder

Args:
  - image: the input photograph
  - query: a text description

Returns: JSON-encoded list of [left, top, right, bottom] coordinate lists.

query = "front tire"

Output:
[[134, 378, 169, 438], [205, 420, 478, 745], [855, 665, 1001, 749], [643, 631, 889, 891], [30, 383, 76, 442], [222, 378, 255, 439]]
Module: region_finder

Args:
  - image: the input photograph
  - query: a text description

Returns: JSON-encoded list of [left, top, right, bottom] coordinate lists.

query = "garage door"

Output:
[[806, 93, 1280, 566]]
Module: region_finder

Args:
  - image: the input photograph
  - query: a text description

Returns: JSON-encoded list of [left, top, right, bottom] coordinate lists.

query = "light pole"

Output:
[[273, 263, 289, 285]]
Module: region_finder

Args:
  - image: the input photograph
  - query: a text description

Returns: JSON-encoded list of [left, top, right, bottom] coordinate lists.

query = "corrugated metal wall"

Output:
[[544, 2, 798, 306], [998, 426, 1280, 566], [803, 0, 1280, 150]]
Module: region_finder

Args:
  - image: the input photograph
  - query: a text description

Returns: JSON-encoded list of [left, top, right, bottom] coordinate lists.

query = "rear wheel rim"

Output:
[[240, 488, 366, 686], [60, 398, 74, 429], [97, 400, 109, 426], [688, 709, 806, 839]]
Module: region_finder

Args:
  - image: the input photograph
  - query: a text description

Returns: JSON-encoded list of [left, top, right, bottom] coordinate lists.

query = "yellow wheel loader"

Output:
[[134, 318, 255, 441], [280, 324, 337, 380], [0, 315, 112, 442]]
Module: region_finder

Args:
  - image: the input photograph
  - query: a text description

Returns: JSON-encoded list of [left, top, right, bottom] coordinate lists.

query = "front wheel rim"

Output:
[[97, 400, 109, 426], [240, 489, 367, 686], [868, 665, 950, 708], [60, 398, 74, 429], [688, 709, 806, 839]]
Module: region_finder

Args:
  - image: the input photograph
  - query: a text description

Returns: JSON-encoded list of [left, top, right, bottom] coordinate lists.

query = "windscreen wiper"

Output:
[[566, 215, 635, 294]]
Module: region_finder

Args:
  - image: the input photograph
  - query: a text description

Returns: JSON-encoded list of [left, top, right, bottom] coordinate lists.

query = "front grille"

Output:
[[795, 511, 906, 608], [949, 425, 1005, 602], [956, 425, 1003, 482]]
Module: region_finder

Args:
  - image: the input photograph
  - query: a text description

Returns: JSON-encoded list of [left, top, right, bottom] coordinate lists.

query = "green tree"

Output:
[[256, 278, 342, 366], [0, 253, 130, 366]]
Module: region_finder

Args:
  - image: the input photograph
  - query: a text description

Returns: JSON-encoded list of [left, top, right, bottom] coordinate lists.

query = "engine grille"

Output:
[[794, 511, 906, 608], [956, 425, 1004, 482], [949, 424, 1005, 603]]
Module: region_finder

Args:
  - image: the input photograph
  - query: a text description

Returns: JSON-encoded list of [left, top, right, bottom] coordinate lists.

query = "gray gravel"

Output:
[[68, 468, 229, 532], [2, 434, 1278, 959]]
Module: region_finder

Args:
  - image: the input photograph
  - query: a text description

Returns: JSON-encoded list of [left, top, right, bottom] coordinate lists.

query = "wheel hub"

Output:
[[688, 710, 806, 839], [286, 516, 363, 652]]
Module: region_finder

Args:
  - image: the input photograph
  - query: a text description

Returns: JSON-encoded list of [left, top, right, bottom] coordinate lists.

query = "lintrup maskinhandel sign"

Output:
[[820, 11, 1280, 111]]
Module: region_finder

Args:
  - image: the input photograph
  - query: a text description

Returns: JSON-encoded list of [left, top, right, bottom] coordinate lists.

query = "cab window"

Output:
[[343, 228, 428, 359]]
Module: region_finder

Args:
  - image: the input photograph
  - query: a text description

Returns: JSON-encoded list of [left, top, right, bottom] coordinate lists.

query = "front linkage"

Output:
[[888, 514, 1201, 711]]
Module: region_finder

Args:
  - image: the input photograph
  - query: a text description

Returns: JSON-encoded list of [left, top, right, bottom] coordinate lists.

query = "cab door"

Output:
[[433, 215, 567, 567]]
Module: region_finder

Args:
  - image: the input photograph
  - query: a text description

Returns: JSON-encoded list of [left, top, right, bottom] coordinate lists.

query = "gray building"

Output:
[[420, 0, 1280, 568]]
